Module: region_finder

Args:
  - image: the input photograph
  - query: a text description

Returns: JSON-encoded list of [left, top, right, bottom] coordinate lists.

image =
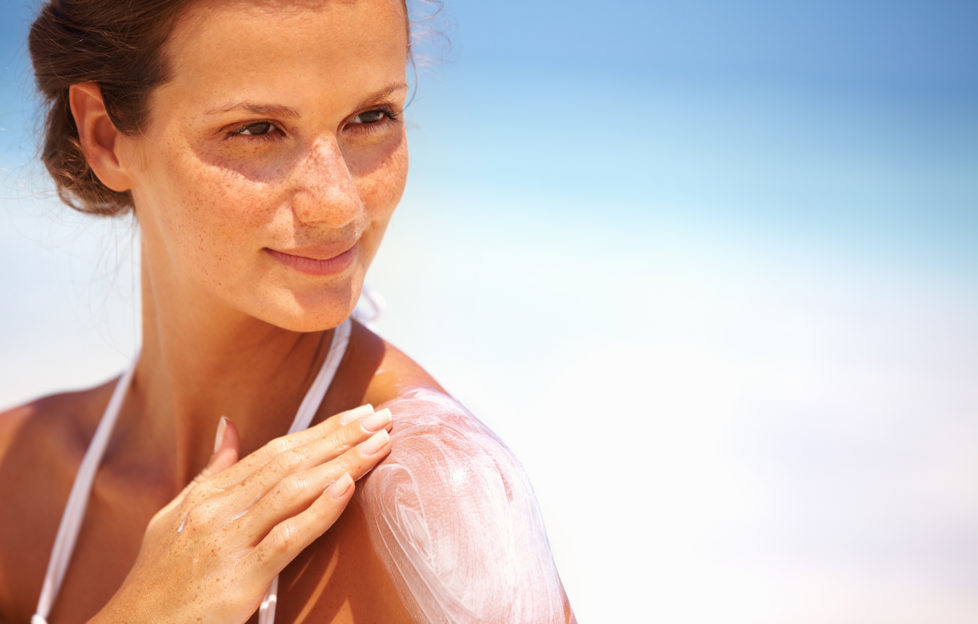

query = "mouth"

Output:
[[265, 242, 357, 276]]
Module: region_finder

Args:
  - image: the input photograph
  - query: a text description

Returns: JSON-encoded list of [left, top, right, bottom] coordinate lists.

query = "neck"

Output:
[[117, 257, 335, 490]]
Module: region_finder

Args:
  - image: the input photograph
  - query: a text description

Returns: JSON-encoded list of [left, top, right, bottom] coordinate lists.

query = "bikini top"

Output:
[[32, 318, 353, 624]]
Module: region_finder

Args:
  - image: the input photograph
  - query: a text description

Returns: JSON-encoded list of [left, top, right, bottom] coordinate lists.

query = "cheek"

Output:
[[356, 134, 409, 225], [346, 133, 408, 271], [140, 140, 276, 272]]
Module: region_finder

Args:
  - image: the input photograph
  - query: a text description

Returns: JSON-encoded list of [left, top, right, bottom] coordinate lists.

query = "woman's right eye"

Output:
[[229, 121, 277, 138]]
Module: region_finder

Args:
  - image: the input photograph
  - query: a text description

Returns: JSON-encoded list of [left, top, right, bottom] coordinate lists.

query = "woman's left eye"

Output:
[[350, 109, 396, 126]]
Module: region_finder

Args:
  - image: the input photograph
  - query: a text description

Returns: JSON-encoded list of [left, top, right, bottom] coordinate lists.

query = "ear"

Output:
[[68, 82, 134, 193]]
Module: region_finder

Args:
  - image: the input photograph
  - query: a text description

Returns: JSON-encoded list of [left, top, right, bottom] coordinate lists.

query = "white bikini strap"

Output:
[[258, 317, 351, 624], [34, 318, 352, 624], [32, 353, 140, 624]]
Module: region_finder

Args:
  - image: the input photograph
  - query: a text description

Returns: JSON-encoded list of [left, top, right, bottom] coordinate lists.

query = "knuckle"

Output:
[[186, 498, 221, 527], [264, 437, 291, 457], [273, 473, 308, 500], [333, 430, 357, 453], [274, 449, 304, 473], [269, 521, 298, 553], [183, 475, 219, 504], [146, 508, 169, 533], [189, 469, 216, 491]]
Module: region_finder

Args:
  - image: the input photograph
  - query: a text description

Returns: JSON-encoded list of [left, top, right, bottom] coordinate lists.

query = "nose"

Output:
[[290, 137, 362, 227]]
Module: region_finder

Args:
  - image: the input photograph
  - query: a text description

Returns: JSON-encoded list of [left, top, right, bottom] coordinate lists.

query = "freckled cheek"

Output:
[[160, 156, 279, 267], [356, 143, 408, 262], [357, 139, 408, 222]]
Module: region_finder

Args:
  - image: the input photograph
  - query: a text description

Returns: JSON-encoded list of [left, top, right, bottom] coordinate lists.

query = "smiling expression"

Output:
[[118, 0, 410, 331]]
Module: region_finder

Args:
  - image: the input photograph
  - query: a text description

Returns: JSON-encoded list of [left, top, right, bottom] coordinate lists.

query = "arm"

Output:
[[0, 403, 32, 622], [360, 389, 576, 624]]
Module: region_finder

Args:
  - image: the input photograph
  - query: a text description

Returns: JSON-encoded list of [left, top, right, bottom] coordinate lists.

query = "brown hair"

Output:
[[29, 1, 192, 215], [29, 0, 418, 217]]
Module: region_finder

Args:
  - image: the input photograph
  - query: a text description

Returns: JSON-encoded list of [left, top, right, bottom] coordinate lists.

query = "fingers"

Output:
[[247, 472, 356, 579], [121, 404, 394, 621], [217, 407, 392, 509], [157, 418, 241, 522], [209, 403, 376, 488], [167, 404, 390, 552], [201, 417, 241, 477], [235, 428, 392, 543]]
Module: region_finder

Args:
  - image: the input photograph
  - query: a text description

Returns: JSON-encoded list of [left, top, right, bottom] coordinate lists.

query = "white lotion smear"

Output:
[[359, 388, 566, 623]]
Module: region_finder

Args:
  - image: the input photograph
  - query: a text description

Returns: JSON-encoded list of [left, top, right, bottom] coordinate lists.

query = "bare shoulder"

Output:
[[347, 323, 445, 404], [349, 321, 532, 509], [351, 322, 525, 493], [0, 384, 110, 619], [0, 384, 108, 468], [0, 400, 36, 462], [347, 328, 575, 622], [338, 322, 575, 622]]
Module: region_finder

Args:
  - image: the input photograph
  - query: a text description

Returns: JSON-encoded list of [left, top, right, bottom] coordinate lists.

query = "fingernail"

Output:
[[328, 473, 353, 499], [359, 429, 390, 456], [339, 403, 374, 426], [360, 408, 392, 433], [213, 416, 229, 454]]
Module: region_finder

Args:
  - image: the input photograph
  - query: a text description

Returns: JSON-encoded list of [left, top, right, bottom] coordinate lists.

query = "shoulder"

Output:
[[346, 321, 530, 521], [366, 388, 531, 533], [349, 320, 446, 403], [341, 322, 572, 621], [0, 385, 108, 618], [327, 319, 443, 417], [0, 388, 100, 481], [374, 387, 519, 481], [0, 384, 107, 466], [358, 386, 571, 623]]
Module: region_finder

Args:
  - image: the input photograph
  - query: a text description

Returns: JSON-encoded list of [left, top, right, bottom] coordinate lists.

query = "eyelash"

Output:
[[224, 106, 401, 142]]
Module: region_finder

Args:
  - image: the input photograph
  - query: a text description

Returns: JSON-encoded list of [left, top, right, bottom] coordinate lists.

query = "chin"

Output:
[[257, 281, 362, 333], [271, 310, 353, 333]]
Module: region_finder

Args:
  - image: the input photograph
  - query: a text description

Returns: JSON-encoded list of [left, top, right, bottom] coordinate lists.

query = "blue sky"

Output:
[[400, 1, 978, 271], [2, 1, 978, 621]]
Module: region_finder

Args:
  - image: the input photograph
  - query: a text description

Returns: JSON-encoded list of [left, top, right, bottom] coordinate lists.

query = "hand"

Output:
[[90, 404, 393, 624]]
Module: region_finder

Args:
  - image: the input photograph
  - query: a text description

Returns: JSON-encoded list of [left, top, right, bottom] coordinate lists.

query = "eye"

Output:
[[225, 121, 287, 142], [232, 121, 276, 137], [349, 107, 400, 127]]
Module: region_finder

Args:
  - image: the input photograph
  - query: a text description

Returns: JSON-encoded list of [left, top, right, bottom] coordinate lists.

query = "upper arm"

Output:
[[0, 402, 41, 619], [358, 389, 573, 623]]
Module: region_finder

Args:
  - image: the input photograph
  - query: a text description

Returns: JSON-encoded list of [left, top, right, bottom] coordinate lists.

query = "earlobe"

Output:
[[68, 82, 133, 193]]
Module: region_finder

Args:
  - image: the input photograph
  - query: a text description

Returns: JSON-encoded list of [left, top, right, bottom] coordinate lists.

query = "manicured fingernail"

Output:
[[359, 429, 390, 456], [328, 473, 353, 499], [360, 408, 392, 433], [213, 416, 229, 454], [339, 403, 374, 426]]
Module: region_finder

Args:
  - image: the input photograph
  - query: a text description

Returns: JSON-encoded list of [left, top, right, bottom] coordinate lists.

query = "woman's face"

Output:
[[119, 0, 409, 331]]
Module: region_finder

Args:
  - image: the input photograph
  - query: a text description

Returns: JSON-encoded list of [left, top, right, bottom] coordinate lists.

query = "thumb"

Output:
[[201, 416, 240, 476]]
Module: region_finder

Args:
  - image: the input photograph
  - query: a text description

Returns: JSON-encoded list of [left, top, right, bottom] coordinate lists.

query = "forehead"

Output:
[[170, 0, 408, 42], [160, 0, 408, 98]]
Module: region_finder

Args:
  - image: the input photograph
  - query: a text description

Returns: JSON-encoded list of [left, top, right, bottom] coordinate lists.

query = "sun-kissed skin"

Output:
[[0, 0, 574, 622]]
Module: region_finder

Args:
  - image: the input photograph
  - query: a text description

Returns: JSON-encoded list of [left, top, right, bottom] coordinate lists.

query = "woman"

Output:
[[0, 0, 575, 622]]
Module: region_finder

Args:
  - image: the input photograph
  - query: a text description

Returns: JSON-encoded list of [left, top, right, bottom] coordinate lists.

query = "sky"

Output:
[[2, 1, 978, 622]]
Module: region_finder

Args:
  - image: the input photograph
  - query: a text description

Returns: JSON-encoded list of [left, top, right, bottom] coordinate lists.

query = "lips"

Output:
[[265, 241, 357, 276]]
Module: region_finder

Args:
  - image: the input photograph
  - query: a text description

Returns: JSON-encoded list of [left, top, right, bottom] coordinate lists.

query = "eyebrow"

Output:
[[354, 83, 409, 110], [205, 83, 409, 118], [205, 102, 300, 118]]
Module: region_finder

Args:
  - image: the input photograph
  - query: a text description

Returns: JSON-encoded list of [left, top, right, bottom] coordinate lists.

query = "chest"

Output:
[[1, 476, 154, 624], [6, 490, 411, 624]]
